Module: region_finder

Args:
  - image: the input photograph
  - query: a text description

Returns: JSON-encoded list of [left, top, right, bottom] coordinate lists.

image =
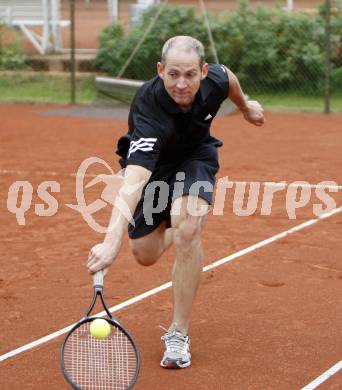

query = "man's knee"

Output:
[[129, 227, 166, 266], [130, 240, 159, 266], [131, 248, 158, 266], [171, 196, 208, 246], [173, 218, 201, 246]]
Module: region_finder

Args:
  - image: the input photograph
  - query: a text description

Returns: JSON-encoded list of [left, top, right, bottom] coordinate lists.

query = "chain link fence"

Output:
[[0, 1, 341, 111], [95, 0, 342, 112]]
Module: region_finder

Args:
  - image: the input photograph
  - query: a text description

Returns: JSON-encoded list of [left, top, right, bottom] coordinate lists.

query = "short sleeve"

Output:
[[207, 64, 229, 100], [125, 106, 165, 172]]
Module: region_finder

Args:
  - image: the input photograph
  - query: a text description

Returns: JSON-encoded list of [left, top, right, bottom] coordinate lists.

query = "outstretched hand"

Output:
[[242, 100, 265, 126], [87, 241, 120, 274]]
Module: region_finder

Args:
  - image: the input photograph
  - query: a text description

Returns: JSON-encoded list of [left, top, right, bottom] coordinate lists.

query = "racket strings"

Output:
[[63, 322, 137, 390]]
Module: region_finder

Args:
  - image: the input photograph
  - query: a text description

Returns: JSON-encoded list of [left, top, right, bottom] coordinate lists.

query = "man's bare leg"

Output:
[[160, 195, 208, 368], [170, 196, 208, 334], [130, 222, 173, 266], [171, 225, 203, 334]]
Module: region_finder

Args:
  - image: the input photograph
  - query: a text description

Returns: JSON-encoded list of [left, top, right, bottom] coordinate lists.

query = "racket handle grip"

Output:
[[93, 270, 104, 287]]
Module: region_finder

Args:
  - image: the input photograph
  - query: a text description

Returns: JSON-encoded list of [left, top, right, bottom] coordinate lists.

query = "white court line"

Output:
[[0, 169, 341, 190], [1, 205, 341, 366], [255, 181, 342, 191], [301, 360, 342, 389]]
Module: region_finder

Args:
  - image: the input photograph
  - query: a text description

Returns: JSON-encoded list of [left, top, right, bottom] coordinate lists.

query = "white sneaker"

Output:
[[160, 326, 191, 369]]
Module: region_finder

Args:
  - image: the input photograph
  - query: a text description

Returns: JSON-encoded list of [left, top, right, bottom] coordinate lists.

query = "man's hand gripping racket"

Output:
[[61, 270, 140, 390]]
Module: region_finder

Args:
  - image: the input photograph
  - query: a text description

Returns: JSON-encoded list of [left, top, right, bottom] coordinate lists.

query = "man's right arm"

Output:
[[87, 164, 151, 273]]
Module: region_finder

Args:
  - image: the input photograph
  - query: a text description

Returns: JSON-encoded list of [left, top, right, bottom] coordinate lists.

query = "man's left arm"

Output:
[[224, 66, 265, 126]]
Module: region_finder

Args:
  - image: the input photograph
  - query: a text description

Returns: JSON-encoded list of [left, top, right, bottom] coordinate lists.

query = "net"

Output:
[[63, 322, 138, 390]]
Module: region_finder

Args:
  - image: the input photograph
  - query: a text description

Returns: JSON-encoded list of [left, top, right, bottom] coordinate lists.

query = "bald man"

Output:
[[88, 36, 264, 369]]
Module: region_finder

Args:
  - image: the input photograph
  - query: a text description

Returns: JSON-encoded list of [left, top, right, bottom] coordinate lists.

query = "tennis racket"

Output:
[[61, 270, 140, 390]]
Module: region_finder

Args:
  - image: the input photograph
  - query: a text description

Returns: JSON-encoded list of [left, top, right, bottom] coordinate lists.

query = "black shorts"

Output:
[[123, 143, 220, 239]]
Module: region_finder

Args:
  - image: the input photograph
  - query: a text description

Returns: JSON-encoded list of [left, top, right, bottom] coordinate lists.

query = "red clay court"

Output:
[[0, 103, 341, 389]]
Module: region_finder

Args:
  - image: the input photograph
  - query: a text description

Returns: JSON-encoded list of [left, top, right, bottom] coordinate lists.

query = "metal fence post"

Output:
[[324, 0, 331, 114], [70, 0, 76, 104]]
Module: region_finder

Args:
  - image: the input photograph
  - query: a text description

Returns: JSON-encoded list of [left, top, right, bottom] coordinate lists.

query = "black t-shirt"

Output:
[[116, 64, 229, 172]]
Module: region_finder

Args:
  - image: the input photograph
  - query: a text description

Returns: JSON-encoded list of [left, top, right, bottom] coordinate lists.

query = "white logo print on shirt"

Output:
[[204, 114, 213, 121], [127, 138, 157, 158], [220, 65, 227, 73]]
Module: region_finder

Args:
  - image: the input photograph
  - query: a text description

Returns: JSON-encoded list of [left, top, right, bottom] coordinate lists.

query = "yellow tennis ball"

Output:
[[90, 318, 111, 339]]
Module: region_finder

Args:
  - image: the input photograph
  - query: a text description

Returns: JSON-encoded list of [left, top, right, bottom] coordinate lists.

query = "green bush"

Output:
[[0, 23, 26, 70], [95, 6, 210, 79], [95, 1, 342, 94], [331, 67, 342, 92], [216, 3, 327, 93]]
